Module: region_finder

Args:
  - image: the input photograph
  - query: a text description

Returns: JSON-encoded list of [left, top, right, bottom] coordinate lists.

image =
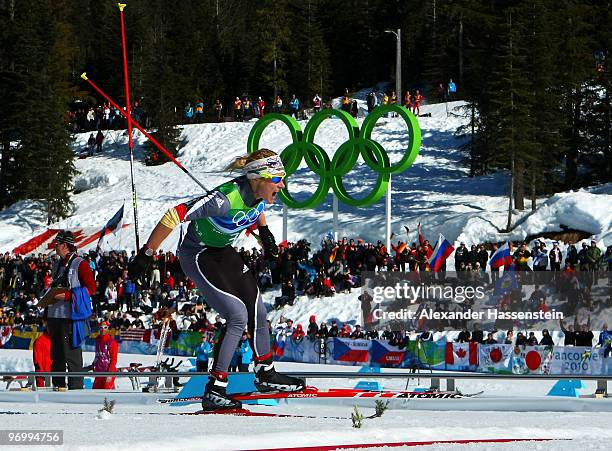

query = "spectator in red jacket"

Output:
[[91, 321, 118, 389], [33, 324, 52, 387], [163, 272, 175, 291], [291, 324, 305, 341], [412, 90, 424, 116]]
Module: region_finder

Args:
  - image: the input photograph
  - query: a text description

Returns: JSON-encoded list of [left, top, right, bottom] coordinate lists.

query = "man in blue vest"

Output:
[[45, 230, 96, 390]]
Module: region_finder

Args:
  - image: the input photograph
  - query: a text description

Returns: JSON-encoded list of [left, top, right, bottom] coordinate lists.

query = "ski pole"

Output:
[[80, 72, 209, 192], [118, 2, 141, 250]]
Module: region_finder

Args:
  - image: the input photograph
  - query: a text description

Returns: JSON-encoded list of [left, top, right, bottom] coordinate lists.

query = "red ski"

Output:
[[179, 407, 349, 419], [158, 387, 482, 405]]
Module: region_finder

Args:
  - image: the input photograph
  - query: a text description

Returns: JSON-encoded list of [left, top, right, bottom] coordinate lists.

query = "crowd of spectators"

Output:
[[269, 315, 611, 355], [68, 101, 148, 134], [67, 78, 461, 136], [1, 234, 610, 346]]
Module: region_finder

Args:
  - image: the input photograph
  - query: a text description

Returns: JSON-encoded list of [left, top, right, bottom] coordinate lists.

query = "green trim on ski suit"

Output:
[[192, 181, 266, 248]]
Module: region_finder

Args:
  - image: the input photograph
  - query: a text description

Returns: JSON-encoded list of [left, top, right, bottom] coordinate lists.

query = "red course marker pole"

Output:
[[80, 73, 209, 192], [118, 3, 140, 250]]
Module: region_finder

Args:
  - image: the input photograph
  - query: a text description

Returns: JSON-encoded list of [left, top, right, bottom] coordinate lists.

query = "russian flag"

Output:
[[489, 242, 513, 270], [428, 234, 454, 272], [272, 334, 286, 358]]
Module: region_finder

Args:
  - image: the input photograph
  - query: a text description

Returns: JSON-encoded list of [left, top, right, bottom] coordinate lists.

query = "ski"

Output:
[[178, 407, 350, 419], [158, 387, 483, 405]]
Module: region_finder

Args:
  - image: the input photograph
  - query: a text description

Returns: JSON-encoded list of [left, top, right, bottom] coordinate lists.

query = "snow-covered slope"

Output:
[[0, 101, 610, 255]]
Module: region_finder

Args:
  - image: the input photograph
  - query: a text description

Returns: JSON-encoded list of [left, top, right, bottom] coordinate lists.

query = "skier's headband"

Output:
[[243, 155, 286, 180]]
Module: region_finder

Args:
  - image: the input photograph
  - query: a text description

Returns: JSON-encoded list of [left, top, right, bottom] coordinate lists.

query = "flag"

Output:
[[445, 342, 478, 367], [512, 346, 554, 375], [329, 245, 339, 263], [478, 344, 512, 372], [370, 340, 405, 367], [0, 326, 12, 347], [417, 223, 433, 258], [332, 338, 370, 363], [417, 223, 425, 246], [96, 204, 125, 251], [489, 243, 513, 270], [428, 234, 455, 272], [494, 270, 519, 295], [120, 329, 146, 342], [272, 333, 286, 358]]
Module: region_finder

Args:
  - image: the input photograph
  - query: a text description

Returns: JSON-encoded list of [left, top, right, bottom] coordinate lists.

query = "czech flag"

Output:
[[370, 340, 405, 367], [96, 204, 125, 250], [332, 338, 370, 363], [489, 242, 513, 270], [428, 234, 454, 272]]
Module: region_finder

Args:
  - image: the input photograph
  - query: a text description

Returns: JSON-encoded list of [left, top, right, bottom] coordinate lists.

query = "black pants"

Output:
[[47, 317, 83, 389], [180, 246, 269, 373], [196, 360, 209, 372]]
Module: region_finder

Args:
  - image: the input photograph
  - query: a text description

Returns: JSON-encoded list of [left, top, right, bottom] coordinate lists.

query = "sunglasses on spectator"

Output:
[[100, 325, 109, 330]]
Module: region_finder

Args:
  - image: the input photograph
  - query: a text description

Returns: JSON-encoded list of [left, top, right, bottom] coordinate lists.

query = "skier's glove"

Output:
[[128, 247, 153, 285], [258, 225, 278, 260]]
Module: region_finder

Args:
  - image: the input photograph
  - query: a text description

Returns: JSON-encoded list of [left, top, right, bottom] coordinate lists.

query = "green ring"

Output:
[[361, 104, 421, 174], [245, 105, 421, 209], [331, 139, 390, 206]]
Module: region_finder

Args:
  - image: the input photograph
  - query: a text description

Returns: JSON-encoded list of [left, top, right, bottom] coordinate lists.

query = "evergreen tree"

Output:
[[582, 2, 612, 184], [2, 0, 77, 222], [287, 0, 332, 103], [555, 1, 594, 188], [138, 0, 181, 165], [523, 0, 566, 207], [483, 2, 536, 227], [255, 0, 294, 100]]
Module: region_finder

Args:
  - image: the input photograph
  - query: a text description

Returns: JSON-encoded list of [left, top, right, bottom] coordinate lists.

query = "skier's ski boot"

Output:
[[201, 370, 242, 411], [254, 353, 305, 393]]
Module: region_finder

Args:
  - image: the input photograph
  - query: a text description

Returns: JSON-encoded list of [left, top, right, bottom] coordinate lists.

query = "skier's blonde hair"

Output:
[[225, 149, 278, 171]]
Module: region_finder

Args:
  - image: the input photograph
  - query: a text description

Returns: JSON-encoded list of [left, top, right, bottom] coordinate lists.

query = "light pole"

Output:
[[384, 28, 401, 254], [385, 29, 401, 106]]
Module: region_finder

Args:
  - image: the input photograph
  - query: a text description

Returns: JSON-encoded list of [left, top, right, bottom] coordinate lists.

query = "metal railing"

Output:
[[2, 371, 609, 395], [2, 370, 612, 380]]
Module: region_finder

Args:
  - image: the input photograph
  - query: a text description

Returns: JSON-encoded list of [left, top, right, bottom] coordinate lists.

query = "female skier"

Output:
[[129, 149, 305, 410]]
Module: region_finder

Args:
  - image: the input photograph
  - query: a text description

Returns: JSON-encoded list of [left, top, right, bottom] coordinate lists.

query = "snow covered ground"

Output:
[[1, 99, 611, 449], [1, 101, 610, 254], [1, 349, 612, 450]]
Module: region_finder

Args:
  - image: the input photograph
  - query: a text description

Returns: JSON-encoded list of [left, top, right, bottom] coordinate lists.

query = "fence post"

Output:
[[430, 377, 440, 391], [318, 338, 327, 364], [447, 378, 456, 392], [596, 379, 608, 398]]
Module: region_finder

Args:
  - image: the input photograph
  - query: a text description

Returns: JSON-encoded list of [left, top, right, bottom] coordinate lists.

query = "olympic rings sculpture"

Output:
[[246, 104, 421, 208]]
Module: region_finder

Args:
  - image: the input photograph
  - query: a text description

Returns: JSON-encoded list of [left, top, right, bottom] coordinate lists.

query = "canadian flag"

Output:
[[445, 342, 478, 367]]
